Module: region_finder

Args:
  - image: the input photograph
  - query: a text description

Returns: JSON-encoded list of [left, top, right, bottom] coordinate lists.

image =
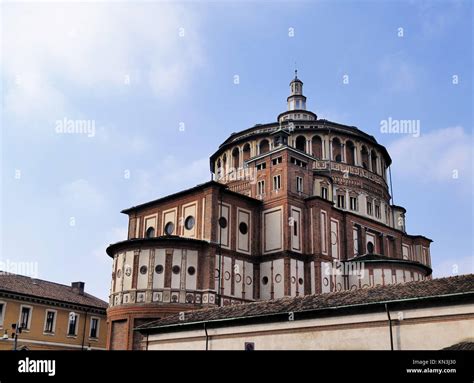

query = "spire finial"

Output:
[[294, 65, 298, 79]]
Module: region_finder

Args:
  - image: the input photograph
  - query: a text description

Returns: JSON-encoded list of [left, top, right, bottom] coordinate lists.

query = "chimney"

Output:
[[71, 282, 85, 295]]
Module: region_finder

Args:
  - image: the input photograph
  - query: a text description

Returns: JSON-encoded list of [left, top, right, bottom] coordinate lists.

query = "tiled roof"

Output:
[[0, 273, 108, 310], [442, 342, 474, 350], [121, 180, 261, 214], [138, 274, 474, 332]]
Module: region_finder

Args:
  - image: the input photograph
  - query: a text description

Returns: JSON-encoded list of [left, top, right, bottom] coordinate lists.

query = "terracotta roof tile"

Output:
[[139, 274, 474, 331], [0, 273, 108, 310]]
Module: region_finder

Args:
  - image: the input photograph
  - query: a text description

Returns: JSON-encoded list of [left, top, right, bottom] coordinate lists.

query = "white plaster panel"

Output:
[[263, 208, 283, 253], [273, 259, 285, 298], [171, 251, 182, 290], [137, 249, 149, 290], [260, 261, 272, 300], [185, 250, 198, 291]]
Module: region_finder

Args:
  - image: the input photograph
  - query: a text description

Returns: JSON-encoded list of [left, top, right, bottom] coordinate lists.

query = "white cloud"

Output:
[[414, 0, 463, 38], [388, 126, 473, 187], [92, 226, 128, 262], [60, 179, 106, 211], [2, 2, 205, 119], [378, 53, 418, 92], [131, 156, 210, 203]]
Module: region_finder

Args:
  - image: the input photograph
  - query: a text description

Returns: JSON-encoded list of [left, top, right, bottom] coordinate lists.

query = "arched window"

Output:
[[222, 153, 227, 174], [312, 135, 322, 159], [332, 137, 342, 162], [259, 139, 269, 154], [216, 159, 222, 178], [361, 146, 369, 169], [242, 143, 251, 162], [295, 135, 306, 152], [232, 147, 240, 169], [345, 140, 355, 165], [371, 150, 378, 174], [367, 241, 374, 254]]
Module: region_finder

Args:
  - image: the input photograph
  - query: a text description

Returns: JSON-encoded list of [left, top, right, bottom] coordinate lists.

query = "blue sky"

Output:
[[1, 0, 472, 300]]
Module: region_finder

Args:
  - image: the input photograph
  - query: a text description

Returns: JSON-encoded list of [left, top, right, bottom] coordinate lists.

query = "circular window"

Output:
[[164, 222, 175, 235], [155, 264, 164, 274], [367, 241, 374, 254], [224, 271, 231, 281], [298, 278, 304, 285], [235, 273, 242, 283], [331, 231, 338, 246], [214, 268, 220, 278], [140, 265, 147, 275], [218, 217, 227, 228], [125, 265, 132, 277], [246, 276, 252, 285], [262, 276, 269, 285], [239, 222, 248, 235], [117, 269, 122, 278], [184, 216, 195, 230], [145, 227, 155, 238], [172, 265, 180, 274], [291, 276, 296, 284], [187, 266, 196, 276], [275, 274, 282, 283]]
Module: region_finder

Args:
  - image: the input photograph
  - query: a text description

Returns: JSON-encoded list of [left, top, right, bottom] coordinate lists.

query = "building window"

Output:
[[337, 195, 345, 209], [139, 265, 147, 275], [145, 227, 155, 238], [67, 313, 78, 336], [353, 227, 360, 257], [257, 180, 265, 195], [262, 276, 269, 285], [218, 216, 228, 228], [187, 266, 196, 276], [155, 264, 164, 274], [293, 220, 298, 236], [296, 176, 303, 193], [172, 265, 180, 274], [164, 222, 174, 235], [20, 306, 32, 330], [350, 196, 358, 211], [89, 317, 99, 339], [44, 310, 56, 333], [256, 162, 266, 171], [367, 241, 375, 254], [0, 302, 4, 327], [273, 175, 281, 190], [321, 186, 328, 200], [290, 157, 307, 168], [375, 204, 381, 219], [367, 201, 373, 216], [184, 216, 195, 230], [239, 222, 248, 235], [272, 157, 282, 165]]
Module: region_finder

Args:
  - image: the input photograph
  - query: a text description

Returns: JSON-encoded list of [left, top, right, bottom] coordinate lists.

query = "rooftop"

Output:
[[138, 274, 474, 333], [121, 180, 261, 215], [0, 273, 108, 310]]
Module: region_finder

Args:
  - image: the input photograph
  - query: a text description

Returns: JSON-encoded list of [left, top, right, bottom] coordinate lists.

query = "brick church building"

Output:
[[106, 73, 432, 349]]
